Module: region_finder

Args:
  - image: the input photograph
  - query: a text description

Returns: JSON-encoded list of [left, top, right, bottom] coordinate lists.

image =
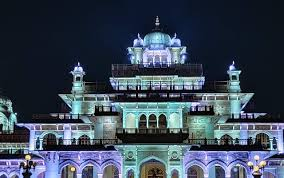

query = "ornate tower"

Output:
[[71, 62, 85, 94], [227, 61, 242, 118]]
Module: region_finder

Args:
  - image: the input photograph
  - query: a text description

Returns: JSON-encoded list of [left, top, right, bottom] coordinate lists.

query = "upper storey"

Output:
[[127, 16, 188, 66]]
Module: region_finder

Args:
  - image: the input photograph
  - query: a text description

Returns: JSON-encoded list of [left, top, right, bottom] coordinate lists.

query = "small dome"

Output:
[[133, 33, 144, 47], [171, 33, 181, 47], [143, 32, 171, 49], [73, 62, 84, 73]]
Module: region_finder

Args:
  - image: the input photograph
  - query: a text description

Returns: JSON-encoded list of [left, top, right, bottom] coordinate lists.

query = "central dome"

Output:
[[143, 31, 171, 49]]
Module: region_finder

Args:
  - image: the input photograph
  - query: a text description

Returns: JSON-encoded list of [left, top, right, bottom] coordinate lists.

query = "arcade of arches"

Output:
[[125, 113, 180, 129]]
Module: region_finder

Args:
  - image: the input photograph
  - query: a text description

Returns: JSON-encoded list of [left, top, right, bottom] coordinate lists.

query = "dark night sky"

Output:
[[0, 1, 283, 121]]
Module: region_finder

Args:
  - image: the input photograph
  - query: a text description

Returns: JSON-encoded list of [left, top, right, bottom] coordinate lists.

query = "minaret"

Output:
[[70, 62, 85, 114], [227, 61, 241, 92], [227, 61, 242, 118], [71, 62, 85, 94]]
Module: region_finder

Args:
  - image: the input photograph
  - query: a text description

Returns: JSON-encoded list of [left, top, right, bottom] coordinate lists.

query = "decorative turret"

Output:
[[0, 96, 17, 133], [227, 61, 241, 93], [227, 61, 242, 118], [71, 62, 85, 94]]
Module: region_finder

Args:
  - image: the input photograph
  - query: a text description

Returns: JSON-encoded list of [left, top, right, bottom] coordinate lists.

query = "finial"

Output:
[[138, 33, 141, 39], [174, 33, 177, 38], [232, 61, 235, 65], [155, 16, 160, 26], [77, 62, 80, 66], [229, 61, 236, 71]]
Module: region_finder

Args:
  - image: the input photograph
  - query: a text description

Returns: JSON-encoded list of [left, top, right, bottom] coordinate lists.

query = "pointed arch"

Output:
[[58, 160, 80, 174], [101, 160, 121, 174], [79, 159, 100, 173]]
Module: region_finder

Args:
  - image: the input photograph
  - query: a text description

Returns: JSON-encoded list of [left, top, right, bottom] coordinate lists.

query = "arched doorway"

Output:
[[208, 165, 225, 178], [171, 169, 179, 178], [149, 114, 157, 129], [139, 114, 147, 129], [126, 113, 136, 128], [127, 169, 134, 178], [79, 135, 91, 145], [256, 133, 270, 149], [103, 165, 119, 178], [43, 133, 57, 147], [263, 171, 276, 178], [140, 159, 166, 178], [61, 165, 77, 178], [82, 165, 98, 178], [220, 134, 233, 145], [158, 114, 167, 128], [187, 165, 204, 178], [230, 164, 246, 178]]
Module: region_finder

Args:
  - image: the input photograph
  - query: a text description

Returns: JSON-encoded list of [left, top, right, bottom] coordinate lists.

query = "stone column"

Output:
[[277, 166, 284, 178], [277, 130, 283, 152], [63, 124, 71, 145], [98, 173, 103, 178], [29, 130, 35, 151], [76, 173, 82, 178], [44, 152, 59, 178]]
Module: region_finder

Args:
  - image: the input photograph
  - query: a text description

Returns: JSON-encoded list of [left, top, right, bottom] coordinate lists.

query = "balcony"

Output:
[[189, 105, 215, 115], [35, 138, 119, 151], [186, 137, 277, 151], [111, 63, 203, 77], [116, 128, 189, 143]]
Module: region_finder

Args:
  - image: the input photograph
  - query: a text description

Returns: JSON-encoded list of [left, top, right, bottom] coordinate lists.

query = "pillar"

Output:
[[208, 166, 216, 178], [277, 130, 283, 152], [44, 152, 59, 178], [63, 124, 71, 145], [76, 173, 82, 178], [277, 166, 284, 177], [29, 130, 35, 151], [98, 173, 103, 178]]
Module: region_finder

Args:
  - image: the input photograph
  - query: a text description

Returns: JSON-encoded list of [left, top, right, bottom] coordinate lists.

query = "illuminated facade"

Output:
[[1, 17, 284, 178]]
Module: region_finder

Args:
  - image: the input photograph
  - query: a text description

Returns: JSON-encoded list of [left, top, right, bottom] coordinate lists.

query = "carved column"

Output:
[[44, 152, 59, 178]]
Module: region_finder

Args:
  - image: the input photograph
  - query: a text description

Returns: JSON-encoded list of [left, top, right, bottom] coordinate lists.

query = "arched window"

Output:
[[256, 133, 270, 149], [103, 165, 119, 178], [187, 165, 204, 178], [139, 114, 147, 128], [215, 165, 225, 178], [79, 135, 91, 145], [149, 114, 157, 128], [230, 165, 246, 178], [127, 169, 134, 178], [61, 165, 77, 178], [169, 113, 180, 129], [0, 175, 7, 178], [171, 169, 179, 178], [43, 133, 57, 147], [158, 114, 167, 128], [82, 165, 98, 178], [220, 134, 233, 145]]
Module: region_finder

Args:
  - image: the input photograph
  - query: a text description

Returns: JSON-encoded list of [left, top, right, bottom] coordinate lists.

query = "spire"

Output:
[[138, 33, 141, 39], [229, 61, 236, 71], [155, 16, 160, 27]]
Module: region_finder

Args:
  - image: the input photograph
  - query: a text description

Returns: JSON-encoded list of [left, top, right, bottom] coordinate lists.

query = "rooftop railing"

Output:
[[116, 128, 189, 134]]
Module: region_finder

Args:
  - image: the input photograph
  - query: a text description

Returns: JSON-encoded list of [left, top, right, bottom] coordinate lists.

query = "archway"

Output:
[[103, 164, 119, 178], [79, 135, 91, 145], [149, 114, 157, 128], [139, 114, 147, 129], [263, 171, 276, 178], [256, 133, 270, 149], [0, 175, 7, 178], [187, 165, 204, 178], [140, 159, 166, 178], [171, 169, 179, 178], [126, 113, 136, 128], [43, 133, 57, 147], [127, 169, 134, 178], [82, 165, 98, 178], [220, 134, 233, 145], [208, 165, 225, 178], [230, 164, 246, 178], [61, 165, 77, 178], [158, 114, 167, 128]]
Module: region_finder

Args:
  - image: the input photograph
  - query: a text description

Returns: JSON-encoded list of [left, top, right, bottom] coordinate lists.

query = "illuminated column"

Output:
[[277, 130, 283, 152], [240, 124, 248, 141], [97, 173, 103, 178], [76, 173, 82, 178], [44, 152, 59, 178], [63, 124, 71, 145], [208, 166, 216, 178], [29, 129, 35, 151], [277, 166, 284, 178], [71, 62, 85, 114]]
